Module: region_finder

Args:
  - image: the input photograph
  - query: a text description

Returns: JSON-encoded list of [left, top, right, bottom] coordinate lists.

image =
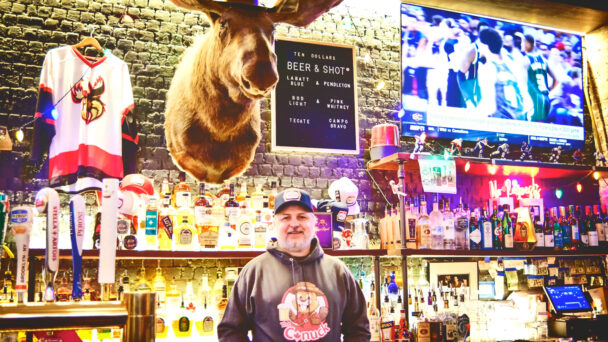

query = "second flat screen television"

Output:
[[400, 3, 584, 149]]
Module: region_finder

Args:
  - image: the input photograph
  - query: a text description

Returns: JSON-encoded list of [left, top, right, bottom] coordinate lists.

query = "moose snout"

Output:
[[241, 60, 279, 96]]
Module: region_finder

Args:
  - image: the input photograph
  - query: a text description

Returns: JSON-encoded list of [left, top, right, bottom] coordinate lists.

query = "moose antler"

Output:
[[270, 0, 344, 27]]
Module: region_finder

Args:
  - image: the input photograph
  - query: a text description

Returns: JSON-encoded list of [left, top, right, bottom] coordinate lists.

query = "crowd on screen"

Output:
[[401, 5, 584, 127]]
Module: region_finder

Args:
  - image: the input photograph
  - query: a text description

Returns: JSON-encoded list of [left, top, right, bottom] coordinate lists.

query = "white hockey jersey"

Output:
[[32, 46, 138, 193]]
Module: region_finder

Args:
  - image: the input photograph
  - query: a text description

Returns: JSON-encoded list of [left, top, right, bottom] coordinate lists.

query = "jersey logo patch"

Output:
[[278, 282, 330, 341], [71, 77, 106, 124]]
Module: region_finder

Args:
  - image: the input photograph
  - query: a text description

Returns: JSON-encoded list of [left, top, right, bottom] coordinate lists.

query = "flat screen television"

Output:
[[400, 3, 584, 150], [543, 285, 592, 314]]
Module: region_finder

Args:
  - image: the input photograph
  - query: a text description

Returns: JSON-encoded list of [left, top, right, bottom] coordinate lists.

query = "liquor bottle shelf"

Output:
[[368, 152, 608, 179], [27, 248, 388, 260], [386, 247, 608, 257]]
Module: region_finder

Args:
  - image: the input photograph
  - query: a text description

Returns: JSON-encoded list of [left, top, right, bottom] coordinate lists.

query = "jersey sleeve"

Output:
[[119, 62, 138, 176], [31, 51, 56, 164]]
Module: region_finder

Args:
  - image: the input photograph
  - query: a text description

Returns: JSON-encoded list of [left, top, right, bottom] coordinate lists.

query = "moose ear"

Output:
[[169, 0, 226, 17], [269, 0, 343, 27], [205, 11, 221, 23]]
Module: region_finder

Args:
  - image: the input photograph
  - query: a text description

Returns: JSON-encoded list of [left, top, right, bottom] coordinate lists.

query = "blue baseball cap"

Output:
[[274, 188, 314, 214]]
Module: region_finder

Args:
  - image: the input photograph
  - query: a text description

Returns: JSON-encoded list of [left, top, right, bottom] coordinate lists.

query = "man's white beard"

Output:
[[277, 229, 313, 254]]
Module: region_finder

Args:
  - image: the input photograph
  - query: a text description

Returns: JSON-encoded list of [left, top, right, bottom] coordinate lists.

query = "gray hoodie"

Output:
[[218, 238, 370, 341]]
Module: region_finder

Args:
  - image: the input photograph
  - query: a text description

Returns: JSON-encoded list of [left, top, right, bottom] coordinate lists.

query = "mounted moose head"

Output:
[[165, 0, 344, 184]]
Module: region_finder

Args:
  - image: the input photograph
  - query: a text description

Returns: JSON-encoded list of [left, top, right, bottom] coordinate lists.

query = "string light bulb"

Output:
[[593, 171, 600, 180], [375, 80, 385, 91], [489, 165, 496, 175], [576, 183, 582, 192], [464, 161, 471, 173], [15, 128, 24, 142], [555, 188, 563, 199], [363, 52, 372, 63]]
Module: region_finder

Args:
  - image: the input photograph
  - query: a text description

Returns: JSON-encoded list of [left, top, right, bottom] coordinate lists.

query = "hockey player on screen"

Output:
[[490, 143, 510, 159], [471, 138, 494, 158], [520, 141, 533, 161], [549, 146, 562, 163]]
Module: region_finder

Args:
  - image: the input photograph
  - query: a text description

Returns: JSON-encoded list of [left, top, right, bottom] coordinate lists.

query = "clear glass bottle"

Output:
[[454, 198, 469, 250], [367, 289, 381, 342], [253, 210, 268, 249], [172, 172, 191, 209], [442, 198, 456, 250], [153, 261, 166, 305], [429, 194, 444, 250], [417, 195, 431, 249], [173, 215, 196, 251]]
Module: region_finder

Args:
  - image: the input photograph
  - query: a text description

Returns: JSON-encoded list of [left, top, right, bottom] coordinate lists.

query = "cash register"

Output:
[[544, 285, 608, 339]]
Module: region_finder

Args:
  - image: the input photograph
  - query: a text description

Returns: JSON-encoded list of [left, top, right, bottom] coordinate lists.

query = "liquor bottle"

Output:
[[158, 195, 173, 251], [173, 215, 196, 251], [172, 172, 191, 209], [443, 198, 456, 250], [145, 198, 159, 250], [268, 181, 278, 210], [580, 206, 590, 248], [160, 179, 172, 207], [392, 207, 402, 249], [92, 211, 102, 249], [216, 181, 231, 207], [417, 195, 431, 249], [134, 265, 152, 292], [251, 184, 264, 210], [490, 204, 502, 249], [194, 183, 210, 229], [196, 296, 215, 338], [593, 205, 605, 247], [454, 198, 469, 250], [184, 280, 196, 314], [385, 209, 394, 250], [1, 267, 13, 303], [225, 183, 240, 226], [543, 209, 554, 248], [405, 197, 418, 249], [429, 194, 444, 250], [213, 270, 225, 309], [155, 300, 169, 339], [172, 296, 193, 338], [379, 208, 388, 250], [380, 297, 395, 341], [217, 284, 228, 323], [586, 206, 599, 247], [568, 205, 580, 250], [558, 206, 572, 250], [56, 272, 71, 302], [601, 204, 608, 247], [165, 277, 181, 316], [120, 269, 131, 294], [551, 208, 564, 251], [368, 289, 381, 342], [236, 182, 248, 204], [153, 261, 166, 305], [533, 211, 545, 248], [251, 211, 267, 249], [469, 211, 481, 250], [196, 183, 219, 249], [502, 205, 513, 249]]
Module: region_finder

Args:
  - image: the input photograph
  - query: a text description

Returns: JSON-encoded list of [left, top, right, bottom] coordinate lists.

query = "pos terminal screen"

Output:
[[543, 285, 592, 313]]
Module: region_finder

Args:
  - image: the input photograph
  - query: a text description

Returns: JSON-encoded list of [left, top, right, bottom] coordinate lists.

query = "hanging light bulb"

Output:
[[576, 183, 582, 192], [15, 128, 24, 142], [363, 52, 372, 63], [397, 107, 406, 118], [375, 80, 385, 91], [464, 161, 471, 173], [121, 12, 134, 25], [489, 165, 496, 175], [555, 188, 563, 199], [593, 171, 600, 180]]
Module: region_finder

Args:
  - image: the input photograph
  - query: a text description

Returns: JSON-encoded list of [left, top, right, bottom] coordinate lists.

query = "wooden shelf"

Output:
[[386, 247, 608, 258], [368, 152, 608, 179], [28, 248, 387, 259]]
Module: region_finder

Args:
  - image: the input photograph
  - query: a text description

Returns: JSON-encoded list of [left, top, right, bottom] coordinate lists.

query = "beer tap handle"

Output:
[[70, 195, 86, 301], [35, 188, 60, 302]]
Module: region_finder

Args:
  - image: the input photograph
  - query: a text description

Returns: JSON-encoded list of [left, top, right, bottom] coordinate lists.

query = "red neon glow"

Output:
[[489, 178, 541, 199]]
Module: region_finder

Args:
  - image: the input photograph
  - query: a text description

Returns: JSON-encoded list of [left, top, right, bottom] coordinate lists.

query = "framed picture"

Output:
[[429, 262, 478, 299]]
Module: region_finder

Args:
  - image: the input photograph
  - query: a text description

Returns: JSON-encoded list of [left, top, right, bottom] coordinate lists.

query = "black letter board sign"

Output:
[[272, 38, 359, 154]]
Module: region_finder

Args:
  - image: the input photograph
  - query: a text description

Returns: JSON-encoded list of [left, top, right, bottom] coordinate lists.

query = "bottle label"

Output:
[[554, 230, 563, 247], [178, 316, 190, 332], [176, 192, 191, 208], [123, 235, 137, 250], [504, 234, 513, 248], [145, 210, 158, 236], [160, 215, 173, 239], [199, 226, 219, 248], [456, 217, 468, 231], [572, 224, 580, 241], [194, 206, 206, 226], [240, 222, 252, 235], [545, 234, 554, 247], [407, 218, 417, 242], [483, 222, 493, 249], [470, 228, 481, 244], [155, 317, 166, 333], [535, 232, 545, 247], [581, 234, 589, 245], [117, 219, 130, 235], [444, 219, 455, 238], [588, 231, 599, 246], [226, 207, 239, 223], [179, 228, 193, 245], [596, 223, 605, 242], [419, 223, 431, 248], [203, 316, 214, 332], [369, 316, 380, 340]]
